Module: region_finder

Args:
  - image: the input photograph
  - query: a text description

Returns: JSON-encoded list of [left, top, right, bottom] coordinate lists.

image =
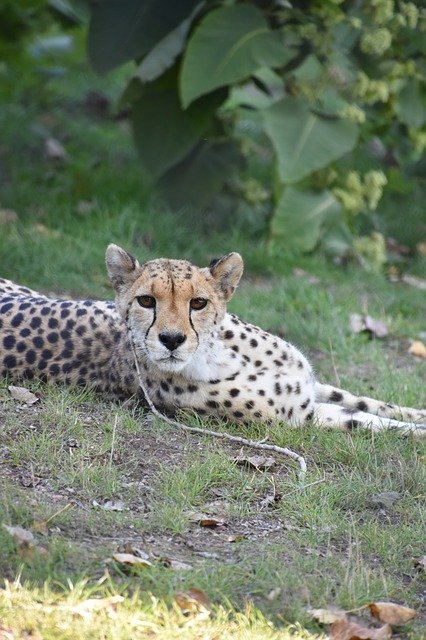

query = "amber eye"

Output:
[[137, 295, 156, 309], [190, 298, 208, 311]]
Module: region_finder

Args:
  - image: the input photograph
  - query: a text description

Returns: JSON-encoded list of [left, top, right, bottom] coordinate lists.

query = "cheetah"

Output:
[[0, 244, 425, 435]]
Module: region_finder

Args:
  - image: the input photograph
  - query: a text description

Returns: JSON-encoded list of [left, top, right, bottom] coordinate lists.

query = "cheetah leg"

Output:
[[313, 402, 426, 436], [315, 382, 426, 423]]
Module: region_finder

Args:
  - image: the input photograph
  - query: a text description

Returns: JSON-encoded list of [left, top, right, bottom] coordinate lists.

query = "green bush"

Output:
[[53, 1, 426, 259]]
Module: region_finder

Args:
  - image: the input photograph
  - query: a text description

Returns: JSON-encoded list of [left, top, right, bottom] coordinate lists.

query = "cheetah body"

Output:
[[0, 245, 425, 435]]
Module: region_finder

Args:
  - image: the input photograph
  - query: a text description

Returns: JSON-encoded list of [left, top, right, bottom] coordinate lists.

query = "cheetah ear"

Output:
[[209, 252, 243, 301], [106, 244, 140, 290]]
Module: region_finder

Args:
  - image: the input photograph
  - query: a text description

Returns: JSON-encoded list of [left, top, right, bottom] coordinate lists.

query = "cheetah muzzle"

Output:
[[0, 244, 425, 436]]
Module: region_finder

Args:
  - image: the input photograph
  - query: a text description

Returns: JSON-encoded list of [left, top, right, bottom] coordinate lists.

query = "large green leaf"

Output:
[[270, 188, 342, 252], [131, 72, 226, 180], [262, 96, 358, 183], [321, 221, 353, 257], [88, 0, 199, 73], [134, 15, 193, 84], [180, 4, 293, 108], [132, 85, 224, 180], [158, 141, 244, 209], [395, 79, 426, 129]]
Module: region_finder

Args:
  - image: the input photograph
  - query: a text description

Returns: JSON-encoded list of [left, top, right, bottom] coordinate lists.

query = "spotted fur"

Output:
[[0, 245, 425, 436]]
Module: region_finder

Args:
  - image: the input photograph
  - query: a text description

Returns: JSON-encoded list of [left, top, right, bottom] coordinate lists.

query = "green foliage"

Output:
[[88, 0, 199, 74], [129, 69, 225, 181], [179, 4, 292, 108], [271, 188, 341, 252], [0, 0, 87, 104], [262, 96, 359, 183], [83, 1, 425, 259]]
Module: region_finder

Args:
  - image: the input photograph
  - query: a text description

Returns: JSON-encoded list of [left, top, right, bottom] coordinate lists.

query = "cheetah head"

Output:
[[106, 244, 243, 374]]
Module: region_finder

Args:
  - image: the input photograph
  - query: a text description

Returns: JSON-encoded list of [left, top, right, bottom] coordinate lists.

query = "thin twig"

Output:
[[129, 337, 307, 481], [44, 502, 73, 525]]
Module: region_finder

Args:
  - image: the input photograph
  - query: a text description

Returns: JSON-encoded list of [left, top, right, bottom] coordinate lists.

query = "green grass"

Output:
[[0, 39, 425, 639]]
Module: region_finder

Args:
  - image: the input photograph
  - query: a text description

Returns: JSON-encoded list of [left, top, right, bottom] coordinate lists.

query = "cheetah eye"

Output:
[[190, 297, 208, 311], [137, 295, 156, 309]]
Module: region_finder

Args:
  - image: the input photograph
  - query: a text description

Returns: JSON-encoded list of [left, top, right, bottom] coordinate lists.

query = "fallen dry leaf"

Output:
[[187, 512, 227, 527], [234, 454, 276, 471], [3, 524, 47, 559], [400, 275, 426, 291], [388, 272, 426, 290], [160, 557, 192, 571], [292, 267, 320, 284], [75, 200, 95, 216], [416, 242, 426, 256], [92, 499, 125, 511], [31, 223, 61, 239], [409, 340, 426, 359], [0, 208, 18, 224], [45, 137, 67, 160], [368, 602, 416, 625], [266, 587, 282, 601], [121, 542, 150, 560], [330, 619, 392, 640], [71, 595, 124, 619], [308, 607, 347, 624], [260, 491, 283, 509], [112, 552, 152, 568], [227, 534, 246, 543], [175, 588, 211, 613], [350, 314, 389, 339], [8, 385, 39, 405], [413, 555, 426, 572], [3, 524, 35, 547], [363, 316, 389, 336]]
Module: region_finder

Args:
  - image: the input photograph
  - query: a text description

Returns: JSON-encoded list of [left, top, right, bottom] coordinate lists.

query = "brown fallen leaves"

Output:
[[2, 524, 47, 558], [413, 555, 426, 573], [112, 553, 153, 569], [71, 595, 124, 620], [309, 601, 416, 639], [309, 607, 347, 624], [8, 385, 39, 405], [175, 588, 211, 615], [329, 619, 391, 640], [349, 314, 389, 339], [111, 543, 193, 573], [186, 512, 227, 528], [409, 340, 426, 359], [3, 504, 72, 556], [45, 137, 67, 161], [92, 499, 125, 512], [368, 602, 416, 625], [389, 272, 426, 291], [234, 454, 276, 471], [0, 208, 18, 224]]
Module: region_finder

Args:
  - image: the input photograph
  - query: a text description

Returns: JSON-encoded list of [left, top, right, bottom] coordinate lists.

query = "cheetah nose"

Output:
[[158, 331, 187, 351]]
